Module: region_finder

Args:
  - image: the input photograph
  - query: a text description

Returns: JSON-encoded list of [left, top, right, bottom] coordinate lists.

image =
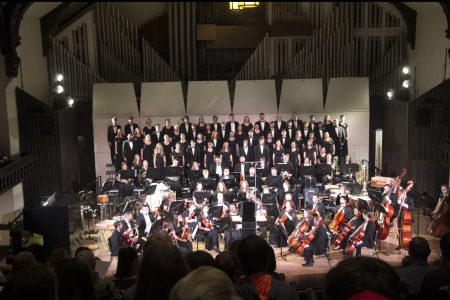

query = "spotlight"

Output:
[[55, 73, 64, 82], [386, 89, 394, 99], [402, 80, 411, 88], [402, 66, 410, 75], [67, 97, 74, 107], [55, 85, 64, 94]]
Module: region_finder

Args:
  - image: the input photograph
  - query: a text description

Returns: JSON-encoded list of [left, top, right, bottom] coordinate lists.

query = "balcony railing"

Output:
[[0, 154, 36, 194]]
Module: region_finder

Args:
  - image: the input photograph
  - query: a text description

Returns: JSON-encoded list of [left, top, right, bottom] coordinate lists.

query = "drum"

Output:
[[97, 194, 108, 204]]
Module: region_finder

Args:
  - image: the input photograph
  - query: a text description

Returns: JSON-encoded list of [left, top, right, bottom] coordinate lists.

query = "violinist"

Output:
[[271, 196, 297, 247], [351, 211, 376, 257], [198, 206, 221, 253], [222, 203, 242, 249], [173, 214, 193, 256], [183, 202, 199, 232], [121, 211, 139, 247], [266, 167, 283, 192], [301, 215, 328, 267], [393, 184, 415, 250], [136, 205, 153, 239]]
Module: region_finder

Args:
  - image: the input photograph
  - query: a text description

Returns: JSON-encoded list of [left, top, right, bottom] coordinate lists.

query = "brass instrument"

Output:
[[333, 156, 340, 176]]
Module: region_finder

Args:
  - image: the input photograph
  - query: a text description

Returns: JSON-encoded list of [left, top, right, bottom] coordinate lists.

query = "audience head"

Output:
[[115, 246, 138, 279], [169, 266, 240, 300], [325, 256, 409, 300], [12, 250, 37, 274], [215, 251, 242, 283], [26, 243, 46, 265], [75, 249, 96, 273], [238, 235, 272, 276], [135, 240, 188, 300], [185, 250, 215, 271], [440, 232, 450, 262], [407, 237, 431, 262], [56, 258, 96, 300], [11, 264, 58, 300], [48, 247, 69, 271]]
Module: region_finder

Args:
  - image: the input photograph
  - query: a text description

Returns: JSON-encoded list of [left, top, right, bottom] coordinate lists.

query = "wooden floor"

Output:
[[83, 212, 442, 289]]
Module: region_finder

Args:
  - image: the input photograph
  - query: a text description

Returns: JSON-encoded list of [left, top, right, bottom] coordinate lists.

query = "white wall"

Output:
[[406, 3, 450, 97]]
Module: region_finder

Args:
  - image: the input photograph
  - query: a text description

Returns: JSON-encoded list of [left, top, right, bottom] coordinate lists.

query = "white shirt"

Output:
[[240, 164, 245, 174], [213, 123, 218, 131], [260, 145, 264, 153], [130, 125, 134, 133], [230, 122, 235, 132], [128, 141, 133, 149], [185, 123, 190, 132], [144, 213, 151, 233], [213, 139, 217, 147], [260, 122, 265, 131], [277, 121, 281, 128], [216, 164, 223, 176], [113, 125, 117, 133], [244, 147, 248, 155]]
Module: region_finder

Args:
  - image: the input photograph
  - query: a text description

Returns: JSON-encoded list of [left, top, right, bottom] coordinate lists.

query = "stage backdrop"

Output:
[[92, 78, 369, 178]]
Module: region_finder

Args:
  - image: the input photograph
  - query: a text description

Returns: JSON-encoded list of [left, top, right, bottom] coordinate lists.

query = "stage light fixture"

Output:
[[67, 97, 74, 107], [55, 85, 64, 94], [402, 66, 410, 75], [55, 73, 64, 82], [402, 79, 411, 89], [386, 89, 394, 99]]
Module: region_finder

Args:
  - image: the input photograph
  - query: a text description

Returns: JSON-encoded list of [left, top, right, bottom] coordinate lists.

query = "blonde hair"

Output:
[[169, 266, 241, 300]]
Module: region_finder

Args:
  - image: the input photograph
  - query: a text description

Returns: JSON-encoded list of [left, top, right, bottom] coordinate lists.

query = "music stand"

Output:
[[341, 163, 359, 177], [256, 167, 270, 178], [164, 166, 182, 178], [371, 201, 389, 257], [119, 169, 134, 180], [146, 168, 161, 181], [169, 200, 185, 215], [193, 191, 212, 205]]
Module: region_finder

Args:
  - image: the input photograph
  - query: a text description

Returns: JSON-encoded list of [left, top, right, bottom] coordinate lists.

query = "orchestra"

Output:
[[100, 113, 437, 268]]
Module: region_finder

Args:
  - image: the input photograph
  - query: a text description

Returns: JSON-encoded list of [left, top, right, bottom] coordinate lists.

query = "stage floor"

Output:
[[87, 212, 442, 289]]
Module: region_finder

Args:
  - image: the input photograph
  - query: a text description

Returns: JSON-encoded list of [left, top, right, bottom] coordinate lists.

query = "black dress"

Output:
[[227, 138, 239, 164], [172, 132, 181, 144], [318, 153, 327, 164], [205, 149, 215, 171], [221, 149, 233, 169], [154, 153, 165, 180], [172, 150, 184, 167], [241, 123, 253, 135], [133, 135, 144, 157], [272, 148, 284, 165], [321, 139, 334, 155], [162, 142, 173, 166], [235, 133, 246, 148], [142, 142, 155, 168], [304, 147, 316, 164], [114, 136, 126, 171]]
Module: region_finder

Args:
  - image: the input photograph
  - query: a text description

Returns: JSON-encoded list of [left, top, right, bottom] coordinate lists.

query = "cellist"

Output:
[[348, 211, 376, 257], [393, 184, 415, 250], [301, 215, 328, 267], [271, 196, 297, 247], [330, 195, 354, 234]]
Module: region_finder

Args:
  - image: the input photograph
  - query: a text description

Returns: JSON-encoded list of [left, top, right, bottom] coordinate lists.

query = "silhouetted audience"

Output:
[[236, 235, 299, 300], [421, 232, 450, 300], [48, 247, 69, 271], [112, 246, 138, 292], [169, 266, 240, 300], [325, 256, 409, 300], [56, 258, 97, 300], [397, 237, 437, 295], [185, 250, 215, 271], [214, 251, 242, 283]]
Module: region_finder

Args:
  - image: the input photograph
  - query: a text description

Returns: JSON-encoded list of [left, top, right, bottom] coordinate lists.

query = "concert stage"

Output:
[[90, 213, 442, 290]]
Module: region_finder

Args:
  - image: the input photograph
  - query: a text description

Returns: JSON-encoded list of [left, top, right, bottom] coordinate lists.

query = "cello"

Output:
[[287, 218, 309, 251], [333, 215, 358, 249], [427, 188, 450, 238], [295, 223, 320, 256], [329, 206, 346, 234], [394, 180, 414, 249], [376, 168, 407, 240], [345, 221, 368, 255]]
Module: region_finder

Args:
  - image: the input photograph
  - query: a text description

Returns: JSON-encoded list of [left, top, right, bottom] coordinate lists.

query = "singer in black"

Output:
[[107, 117, 121, 163]]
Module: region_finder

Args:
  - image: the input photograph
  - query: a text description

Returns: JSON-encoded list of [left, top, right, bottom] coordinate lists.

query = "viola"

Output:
[[344, 221, 368, 255], [333, 216, 358, 248], [202, 218, 214, 230], [295, 225, 320, 255], [287, 219, 309, 251]]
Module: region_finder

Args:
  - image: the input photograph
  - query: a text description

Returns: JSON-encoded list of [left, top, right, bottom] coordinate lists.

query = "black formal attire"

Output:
[[225, 121, 239, 139], [124, 123, 139, 137], [153, 153, 165, 180], [185, 146, 201, 169], [222, 212, 242, 249], [269, 128, 281, 141], [272, 148, 284, 165], [323, 121, 334, 136], [235, 132, 246, 148], [337, 216, 364, 250], [308, 122, 317, 134], [141, 142, 155, 167], [227, 138, 239, 164], [173, 221, 193, 256], [161, 125, 174, 138], [317, 153, 327, 164], [241, 123, 253, 135], [333, 126, 346, 162], [143, 125, 155, 136], [280, 136, 291, 150], [124, 140, 136, 167], [314, 128, 325, 144], [354, 221, 376, 256], [236, 275, 300, 300], [247, 137, 257, 152], [220, 129, 227, 140], [115, 136, 126, 171], [136, 212, 153, 238], [171, 150, 184, 167], [393, 194, 415, 247], [286, 148, 301, 169], [286, 127, 296, 142], [210, 138, 223, 155], [289, 118, 303, 130], [239, 146, 254, 162], [197, 124, 207, 136], [234, 162, 250, 176], [220, 149, 233, 169], [190, 130, 199, 141], [162, 141, 173, 166], [255, 120, 270, 136], [109, 229, 125, 257], [339, 121, 349, 157], [210, 122, 222, 133], [310, 202, 327, 220], [151, 131, 164, 144], [172, 132, 181, 143], [302, 128, 311, 140], [133, 135, 144, 157], [303, 225, 328, 264], [180, 122, 193, 139], [198, 214, 219, 250], [204, 149, 216, 171], [210, 163, 226, 177], [271, 208, 296, 247], [266, 174, 283, 191], [254, 144, 271, 163], [275, 120, 287, 131], [321, 139, 335, 155], [108, 124, 122, 163]]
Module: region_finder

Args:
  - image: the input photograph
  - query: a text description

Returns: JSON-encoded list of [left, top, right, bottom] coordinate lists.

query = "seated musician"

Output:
[[197, 169, 216, 190], [165, 157, 182, 197], [131, 154, 142, 175], [118, 162, 134, 199], [333, 194, 354, 224], [245, 167, 261, 191], [276, 154, 294, 177], [220, 168, 237, 192], [335, 184, 350, 206], [301, 215, 328, 267], [109, 221, 125, 257], [162, 191, 177, 217], [173, 214, 193, 256], [183, 202, 199, 231], [237, 180, 251, 203], [266, 167, 283, 192], [121, 211, 139, 247], [210, 155, 225, 178], [271, 195, 297, 247], [393, 184, 415, 251], [278, 181, 298, 209], [340, 155, 356, 181], [352, 211, 376, 256], [333, 207, 364, 251], [198, 206, 221, 253], [317, 154, 333, 186], [310, 194, 327, 220], [138, 160, 150, 186], [222, 203, 242, 249], [259, 185, 278, 242], [234, 155, 250, 177]]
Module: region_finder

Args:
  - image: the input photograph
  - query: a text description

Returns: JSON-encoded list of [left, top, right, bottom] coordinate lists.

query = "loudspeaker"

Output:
[[242, 202, 256, 222], [303, 188, 318, 208], [241, 222, 257, 238], [416, 108, 432, 127]]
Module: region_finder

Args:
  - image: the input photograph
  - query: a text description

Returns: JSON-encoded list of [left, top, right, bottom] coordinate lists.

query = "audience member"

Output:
[[215, 251, 242, 283], [396, 237, 436, 295], [421, 232, 450, 299], [325, 256, 409, 300], [169, 266, 240, 300], [25, 243, 47, 265], [122, 240, 188, 300], [236, 235, 299, 300], [48, 247, 69, 271], [76, 249, 120, 299], [185, 250, 215, 271], [11, 251, 37, 275], [5, 265, 57, 300], [112, 247, 138, 292], [56, 258, 97, 300]]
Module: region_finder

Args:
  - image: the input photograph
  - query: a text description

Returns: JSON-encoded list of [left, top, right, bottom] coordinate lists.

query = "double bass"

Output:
[[427, 190, 450, 237], [345, 221, 368, 255], [394, 180, 414, 249], [376, 168, 407, 240]]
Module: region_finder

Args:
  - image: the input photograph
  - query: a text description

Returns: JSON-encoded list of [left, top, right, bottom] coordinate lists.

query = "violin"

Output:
[[333, 216, 358, 248], [287, 219, 309, 251], [344, 221, 368, 255]]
